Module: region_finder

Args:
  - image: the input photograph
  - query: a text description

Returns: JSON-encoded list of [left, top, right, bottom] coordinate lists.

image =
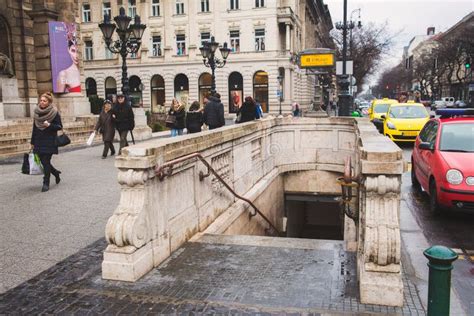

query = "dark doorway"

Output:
[[285, 194, 343, 240], [228, 71, 243, 113]]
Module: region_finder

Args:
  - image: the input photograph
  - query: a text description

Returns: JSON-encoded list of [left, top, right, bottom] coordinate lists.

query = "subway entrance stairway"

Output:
[[0, 234, 425, 314]]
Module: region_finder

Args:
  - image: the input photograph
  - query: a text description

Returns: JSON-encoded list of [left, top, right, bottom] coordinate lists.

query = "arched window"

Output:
[[198, 73, 212, 106], [129, 75, 143, 107], [104, 77, 117, 100], [174, 73, 189, 107], [228, 72, 243, 113], [85, 77, 97, 97], [0, 16, 14, 77], [151, 74, 165, 113], [253, 71, 268, 112]]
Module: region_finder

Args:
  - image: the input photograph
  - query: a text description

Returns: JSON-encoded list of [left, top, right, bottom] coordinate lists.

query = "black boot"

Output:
[[52, 170, 61, 184], [41, 183, 49, 192]]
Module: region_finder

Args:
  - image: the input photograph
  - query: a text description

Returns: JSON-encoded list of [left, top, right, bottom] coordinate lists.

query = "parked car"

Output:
[[431, 97, 456, 110], [411, 108, 474, 213], [454, 100, 467, 108], [381, 102, 430, 142]]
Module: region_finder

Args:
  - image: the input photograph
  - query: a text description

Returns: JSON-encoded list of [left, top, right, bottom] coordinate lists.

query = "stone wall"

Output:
[[102, 116, 404, 307]]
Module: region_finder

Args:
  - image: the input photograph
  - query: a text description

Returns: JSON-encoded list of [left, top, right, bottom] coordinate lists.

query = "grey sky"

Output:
[[325, 0, 473, 87]]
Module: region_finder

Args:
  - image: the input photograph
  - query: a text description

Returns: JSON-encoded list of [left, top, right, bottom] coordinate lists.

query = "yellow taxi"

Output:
[[368, 98, 398, 132], [381, 102, 430, 142]]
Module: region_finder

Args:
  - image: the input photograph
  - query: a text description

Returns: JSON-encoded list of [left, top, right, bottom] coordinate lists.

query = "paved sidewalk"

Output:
[[0, 144, 120, 293], [0, 235, 425, 315]]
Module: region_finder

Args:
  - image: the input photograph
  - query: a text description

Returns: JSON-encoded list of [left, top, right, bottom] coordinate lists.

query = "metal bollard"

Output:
[[423, 245, 458, 316]]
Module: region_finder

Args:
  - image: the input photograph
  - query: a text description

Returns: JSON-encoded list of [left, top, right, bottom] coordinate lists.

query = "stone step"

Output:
[[0, 135, 103, 158], [0, 120, 88, 133], [0, 125, 96, 142]]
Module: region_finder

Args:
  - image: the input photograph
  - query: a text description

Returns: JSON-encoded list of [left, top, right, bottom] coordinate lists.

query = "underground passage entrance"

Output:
[[284, 194, 343, 240]]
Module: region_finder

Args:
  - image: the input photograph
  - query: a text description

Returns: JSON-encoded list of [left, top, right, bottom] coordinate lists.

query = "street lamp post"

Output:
[[199, 36, 231, 96], [99, 7, 146, 101], [335, 0, 355, 116], [277, 75, 283, 115]]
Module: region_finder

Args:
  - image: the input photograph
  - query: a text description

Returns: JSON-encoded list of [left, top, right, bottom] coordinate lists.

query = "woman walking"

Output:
[[94, 100, 116, 159], [185, 101, 203, 134], [168, 99, 185, 136], [30, 92, 63, 192]]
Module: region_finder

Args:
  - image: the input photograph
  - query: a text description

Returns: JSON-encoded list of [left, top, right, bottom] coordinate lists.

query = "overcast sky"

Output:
[[325, 0, 473, 87]]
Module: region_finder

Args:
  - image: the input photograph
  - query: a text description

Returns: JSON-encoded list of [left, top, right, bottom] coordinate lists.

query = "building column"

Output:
[[285, 23, 291, 52]]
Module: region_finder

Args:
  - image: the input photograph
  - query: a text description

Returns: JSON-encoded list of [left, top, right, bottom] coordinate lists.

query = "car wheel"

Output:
[[429, 180, 442, 214], [411, 161, 421, 190]]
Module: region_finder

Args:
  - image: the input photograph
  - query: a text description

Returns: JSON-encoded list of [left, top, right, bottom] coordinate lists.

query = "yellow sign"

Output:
[[300, 53, 334, 68]]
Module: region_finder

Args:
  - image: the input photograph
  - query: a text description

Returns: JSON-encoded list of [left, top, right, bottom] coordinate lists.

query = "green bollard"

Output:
[[423, 245, 458, 316]]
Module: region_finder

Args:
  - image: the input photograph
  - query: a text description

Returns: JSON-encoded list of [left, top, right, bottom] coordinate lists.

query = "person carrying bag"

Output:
[[30, 92, 63, 192], [94, 100, 116, 159]]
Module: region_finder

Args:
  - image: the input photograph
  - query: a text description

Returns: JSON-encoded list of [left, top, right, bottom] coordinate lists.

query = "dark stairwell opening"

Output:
[[284, 194, 344, 240]]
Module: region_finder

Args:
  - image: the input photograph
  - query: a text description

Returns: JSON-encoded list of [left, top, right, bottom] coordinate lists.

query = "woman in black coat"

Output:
[[95, 100, 116, 159], [237, 96, 258, 123], [186, 101, 203, 134], [30, 92, 63, 192]]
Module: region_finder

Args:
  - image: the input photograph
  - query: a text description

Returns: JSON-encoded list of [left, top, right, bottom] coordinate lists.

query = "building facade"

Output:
[[80, 0, 333, 115], [0, 0, 90, 120]]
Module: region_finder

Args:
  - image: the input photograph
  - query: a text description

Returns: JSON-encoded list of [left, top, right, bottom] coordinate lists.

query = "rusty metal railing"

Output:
[[337, 156, 359, 221], [155, 153, 281, 236]]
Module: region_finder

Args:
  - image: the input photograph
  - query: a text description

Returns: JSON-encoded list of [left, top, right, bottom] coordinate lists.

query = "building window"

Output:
[[230, 0, 239, 10], [82, 4, 91, 22], [176, 0, 185, 15], [176, 34, 186, 55], [255, 28, 265, 51], [230, 30, 240, 53], [105, 47, 114, 59], [255, 0, 264, 7], [84, 40, 93, 60], [201, 0, 210, 12], [130, 51, 137, 59], [151, 0, 160, 16], [200, 32, 211, 47], [128, 0, 137, 18], [152, 36, 162, 56], [103, 2, 111, 18]]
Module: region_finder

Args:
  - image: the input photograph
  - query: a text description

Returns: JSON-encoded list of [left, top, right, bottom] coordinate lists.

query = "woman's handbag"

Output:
[[165, 114, 176, 127], [56, 131, 71, 147]]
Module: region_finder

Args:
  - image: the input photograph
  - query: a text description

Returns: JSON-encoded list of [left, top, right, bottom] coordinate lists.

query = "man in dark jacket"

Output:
[[203, 93, 225, 130], [111, 93, 135, 154]]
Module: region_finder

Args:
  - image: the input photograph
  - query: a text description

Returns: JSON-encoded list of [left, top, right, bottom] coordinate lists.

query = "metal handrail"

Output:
[[155, 153, 281, 236]]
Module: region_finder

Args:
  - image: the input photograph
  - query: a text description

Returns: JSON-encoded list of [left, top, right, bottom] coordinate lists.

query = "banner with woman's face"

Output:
[[49, 22, 81, 94]]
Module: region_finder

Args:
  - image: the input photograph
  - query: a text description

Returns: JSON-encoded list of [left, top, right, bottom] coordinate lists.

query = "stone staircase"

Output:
[[0, 116, 102, 159]]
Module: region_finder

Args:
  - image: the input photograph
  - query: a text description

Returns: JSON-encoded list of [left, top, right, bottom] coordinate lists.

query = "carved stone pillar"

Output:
[[357, 138, 405, 307], [102, 165, 157, 281]]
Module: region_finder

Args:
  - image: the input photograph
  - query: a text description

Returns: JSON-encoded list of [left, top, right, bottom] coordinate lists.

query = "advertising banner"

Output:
[[49, 22, 81, 93]]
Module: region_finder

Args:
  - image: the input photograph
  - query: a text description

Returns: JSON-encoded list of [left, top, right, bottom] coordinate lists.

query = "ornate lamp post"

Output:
[[199, 36, 231, 95], [99, 7, 146, 100], [335, 0, 355, 116], [277, 75, 283, 115]]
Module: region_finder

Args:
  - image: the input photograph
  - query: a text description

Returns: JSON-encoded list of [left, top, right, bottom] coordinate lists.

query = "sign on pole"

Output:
[[336, 61, 353, 75], [297, 48, 336, 69]]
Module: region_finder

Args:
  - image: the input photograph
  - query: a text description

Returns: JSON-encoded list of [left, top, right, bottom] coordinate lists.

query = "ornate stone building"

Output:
[[0, 0, 89, 120], [80, 0, 333, 114]]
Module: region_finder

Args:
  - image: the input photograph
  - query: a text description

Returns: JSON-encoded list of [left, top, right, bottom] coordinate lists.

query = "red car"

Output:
[[411, 109, 474, 213]]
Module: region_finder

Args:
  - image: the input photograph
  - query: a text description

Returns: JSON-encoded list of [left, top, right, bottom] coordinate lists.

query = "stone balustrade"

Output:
[[102, 116, 404, 307]]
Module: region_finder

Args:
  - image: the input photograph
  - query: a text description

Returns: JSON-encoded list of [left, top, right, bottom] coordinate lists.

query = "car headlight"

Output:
[[466, 177, 474, 186], [446, 169, 463, 185], [387, 121, 396, 130]]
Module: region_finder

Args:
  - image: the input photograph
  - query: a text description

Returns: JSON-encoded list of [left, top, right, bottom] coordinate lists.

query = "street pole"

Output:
[[337, 0, 351, 116]]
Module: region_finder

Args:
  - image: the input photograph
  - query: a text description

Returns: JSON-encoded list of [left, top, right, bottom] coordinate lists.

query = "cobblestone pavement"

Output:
[[0, 236, 426, 315]]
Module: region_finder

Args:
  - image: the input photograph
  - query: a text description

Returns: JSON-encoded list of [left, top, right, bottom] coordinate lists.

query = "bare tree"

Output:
[[332, 22, 396, 92]]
